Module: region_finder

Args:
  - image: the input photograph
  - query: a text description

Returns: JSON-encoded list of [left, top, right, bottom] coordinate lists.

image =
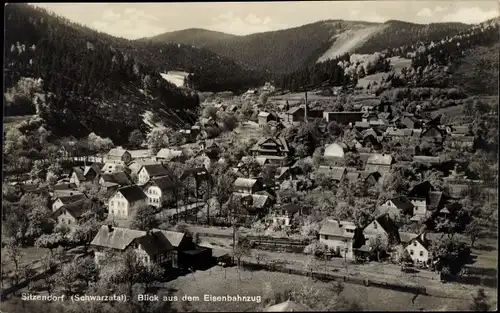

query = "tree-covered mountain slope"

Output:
[[4, 4, 265, 144], [148, 19, 477, 75]]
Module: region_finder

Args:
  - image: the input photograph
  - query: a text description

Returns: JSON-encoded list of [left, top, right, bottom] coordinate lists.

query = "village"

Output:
[[2, 76, 498, 311]]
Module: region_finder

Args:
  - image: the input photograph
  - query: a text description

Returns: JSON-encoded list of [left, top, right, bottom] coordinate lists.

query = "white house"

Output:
[[405, 233, 432, 266], [106, 147, 132, 165], [90, 226, 173, 268], [319, 220, 364, 260], [137, 164, 170, 185], [143, 176, 173, 208], [108, 185, 147, 218], [52, 191, 87, 212]]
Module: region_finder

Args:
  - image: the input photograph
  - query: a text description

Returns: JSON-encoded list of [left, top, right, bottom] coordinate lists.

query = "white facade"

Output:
[[406, 239, 430, 264], [56, 210, 77, 231], [319, 232, 355, 260], [145, 185, 163, 208], [411, 199, 427, 216], [137, 167, 151, 185], [108, 191, 145, 218], [69, 172, 81, 186], [52, 199, 64, 212]]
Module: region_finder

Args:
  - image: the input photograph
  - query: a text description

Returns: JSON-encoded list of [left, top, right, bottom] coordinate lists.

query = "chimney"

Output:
[[107, 225, 114, 232]]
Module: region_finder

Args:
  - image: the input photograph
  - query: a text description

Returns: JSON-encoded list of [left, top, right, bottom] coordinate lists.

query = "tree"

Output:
[[470, 288, 490, 311], [71, 214, 101, 252], [5, 239, 23, 287], [35, 233, 66, 256], [131, 204, 159, 231], [239, 157, 262, 178], [202, 105, 218, 120], [147, 127, 170, 154], [221, 113, 238, 132], [464, 218, 487, 248], [430, 236, 471, 276], [368, 236, 389, 262], [86, 132, 113, 153], [55, 261, 78, 295], [75, 257, 99, 288], [128, 129, 144, 149]]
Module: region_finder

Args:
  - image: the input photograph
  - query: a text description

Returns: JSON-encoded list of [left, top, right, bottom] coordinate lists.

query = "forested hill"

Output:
[[148, 19, 477, 75], [4, 4, 264, 144], [352, 20, 471, 54]]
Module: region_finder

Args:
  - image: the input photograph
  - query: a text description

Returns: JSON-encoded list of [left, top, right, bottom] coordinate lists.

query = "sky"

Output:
[[32, 1, 499, 39]]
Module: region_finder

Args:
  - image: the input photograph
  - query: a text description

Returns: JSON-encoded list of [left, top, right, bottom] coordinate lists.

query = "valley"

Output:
[[2, 3, 499, 313]]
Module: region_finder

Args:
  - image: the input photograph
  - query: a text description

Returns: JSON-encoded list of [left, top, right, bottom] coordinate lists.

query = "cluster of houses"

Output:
[[318, 180, 450, 266]]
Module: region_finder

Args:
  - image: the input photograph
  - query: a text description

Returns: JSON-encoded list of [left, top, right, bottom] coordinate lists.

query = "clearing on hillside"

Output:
[[317, 24, 388, 62], [160, 70, 191, 88]]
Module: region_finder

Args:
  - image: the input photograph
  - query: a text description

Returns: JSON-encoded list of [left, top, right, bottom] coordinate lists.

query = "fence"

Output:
[[239, 259, 427, 296]]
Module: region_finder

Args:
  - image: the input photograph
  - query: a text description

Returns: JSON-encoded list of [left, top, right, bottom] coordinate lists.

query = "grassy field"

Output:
[[389, 56, 412, 73], [429, 104, 464, 119], [3, 115, 35, 127], [1, 247, 50, 272], [164, 267, 473, 312]]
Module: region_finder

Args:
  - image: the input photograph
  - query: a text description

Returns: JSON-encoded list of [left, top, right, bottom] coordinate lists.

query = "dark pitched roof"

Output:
[[54, 199, 92, 219], [100, 171, 132, 186], [281, 203, 300, 214], [116, 185, 147, 203], [317, 166, 346, 181], [147, 176, 176, 191], [135, 232, 173, 256], [53, 183, 78, 191], [142, 164, 170, 177], [408, 181, 434, 199], [388, 196, 414, 213], [72, 167, 86, 181], [56, 192, 88, 204]]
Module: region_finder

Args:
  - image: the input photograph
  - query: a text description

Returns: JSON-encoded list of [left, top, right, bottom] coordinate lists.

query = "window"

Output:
[[413, 242, 417, 247], [111, 210, 114, 214], [373, 223, 378, 229], [324, 235, 329, 240], [410, 250, 414, 255], [419, 251, 424, 257]]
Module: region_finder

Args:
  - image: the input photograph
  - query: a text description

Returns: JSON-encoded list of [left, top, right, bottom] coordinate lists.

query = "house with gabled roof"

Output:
[[128, 149, 154, 162], [379, 196, 414, 218], [316, 166, 346, 182], [250, 137, 290, 158], [156, 148, 185, 163], [101, 162, 126, 174], [258, 111, 279, 126], [99, 171, 132, 187], [106, 147, 132, 165], [269, 203, 302, 227], [137, 163, 170, 185], [107, 185, 147, 218], [363, 213, 401, 247], [364, 153, 393, 175], [401, 115, 421, 129], [360, 171, 382, 187], [323, 142, 347, 166], [405, 233, 433, 266], [52, 191, 87, 212], [91, 225, 174, 268], [285, 106, 305, 123], [420, 126, 444, 144], [231, 192, 274, 216], [70, 166, 99, 187], [233, 177, 263, 194], [319, 219, 365, 260], [53, 199, 96, 231], [143, 176, 176, 208], [407, 181, 445, 222]]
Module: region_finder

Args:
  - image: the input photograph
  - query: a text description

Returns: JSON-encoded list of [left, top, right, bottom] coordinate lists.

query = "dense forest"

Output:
[[149, 20, 478, 75], [4, 4, 267, 143], [149, 20, 361, 74], [353, 20, 471, 54]]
